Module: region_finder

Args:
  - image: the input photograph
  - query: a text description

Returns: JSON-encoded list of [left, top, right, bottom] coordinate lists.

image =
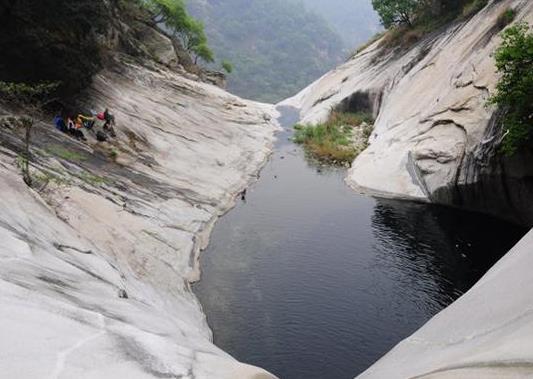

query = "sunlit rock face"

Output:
[[0, 31, 279, 379], [282, 0, 533, 226]]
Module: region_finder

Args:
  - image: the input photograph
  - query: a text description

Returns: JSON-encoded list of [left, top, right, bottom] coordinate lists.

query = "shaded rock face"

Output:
[[282, 0, 533, 226], [0, 0, 108, 96], [432, 111, 533, 226]]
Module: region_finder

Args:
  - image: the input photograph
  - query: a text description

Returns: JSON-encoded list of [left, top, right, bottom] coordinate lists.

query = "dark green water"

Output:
[[194, 106, 526, 379]]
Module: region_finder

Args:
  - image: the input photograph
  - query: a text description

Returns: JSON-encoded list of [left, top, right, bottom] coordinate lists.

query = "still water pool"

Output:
[[194, 107, 526, 379]]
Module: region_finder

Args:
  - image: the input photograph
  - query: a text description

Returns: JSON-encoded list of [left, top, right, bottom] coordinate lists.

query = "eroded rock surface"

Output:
[[0, 56, 279, 378], [282, 0, 533, 225]]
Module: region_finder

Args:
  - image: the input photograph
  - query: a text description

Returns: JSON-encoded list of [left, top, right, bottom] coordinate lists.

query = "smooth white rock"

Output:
[[0, 58, 279, 379]]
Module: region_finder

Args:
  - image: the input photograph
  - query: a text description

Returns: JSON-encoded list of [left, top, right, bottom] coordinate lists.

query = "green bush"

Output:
[[0, 81, 59, 104], [371, 0, 489, 50], [488, 23, 533, 155], [372, 0, 420, 28], [221, 60, 234, 74]]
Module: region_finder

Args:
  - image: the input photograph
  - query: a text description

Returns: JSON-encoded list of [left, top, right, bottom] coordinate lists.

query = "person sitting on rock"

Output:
[[66, 116, 75, 133], [67, 116, 86, 141], [77, 114, 95, 130], [103, 108, 117, 137]]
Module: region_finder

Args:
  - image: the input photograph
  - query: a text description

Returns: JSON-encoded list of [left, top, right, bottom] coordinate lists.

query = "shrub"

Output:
[[488, 23, 533, 155], [372, 0, 490, 50], [222, 60, 234, 74]]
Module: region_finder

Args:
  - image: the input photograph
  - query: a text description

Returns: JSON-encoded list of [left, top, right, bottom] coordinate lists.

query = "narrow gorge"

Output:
[[0, 0, 532, 378]]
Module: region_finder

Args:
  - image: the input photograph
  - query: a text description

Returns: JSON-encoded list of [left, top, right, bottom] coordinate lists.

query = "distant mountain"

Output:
[[188, 0, 345, 103], [297, 0, 382, 50]]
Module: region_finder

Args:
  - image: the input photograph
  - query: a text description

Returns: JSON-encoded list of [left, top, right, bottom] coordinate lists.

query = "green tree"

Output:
[[488, 23, 533, 156], [371, 0, 420, 28], [0, 81, 59, 186], [145, 0, 214, 64], [192, 42, 215, 64]]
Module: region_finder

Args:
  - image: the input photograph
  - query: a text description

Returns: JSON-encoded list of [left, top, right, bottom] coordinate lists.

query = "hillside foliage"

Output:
[[489, 23, 533, 155], [187, 0, 345, 102]]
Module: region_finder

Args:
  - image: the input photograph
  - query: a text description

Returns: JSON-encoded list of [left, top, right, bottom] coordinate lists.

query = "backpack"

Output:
[[96, 131, 107, 142]]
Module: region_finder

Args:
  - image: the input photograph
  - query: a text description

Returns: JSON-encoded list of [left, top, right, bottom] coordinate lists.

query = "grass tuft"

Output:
[[46, 145, 87, 161]]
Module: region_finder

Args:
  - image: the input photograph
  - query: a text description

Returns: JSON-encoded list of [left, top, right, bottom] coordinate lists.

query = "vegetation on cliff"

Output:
[[370, 0, 493, 49], [142, 0, 214, 64], [489, 23, 533, 156], [0, 81, 60, 186]]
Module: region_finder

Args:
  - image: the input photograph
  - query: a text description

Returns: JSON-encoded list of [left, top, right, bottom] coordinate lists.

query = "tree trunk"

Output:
[[22, 118, 32, 187]]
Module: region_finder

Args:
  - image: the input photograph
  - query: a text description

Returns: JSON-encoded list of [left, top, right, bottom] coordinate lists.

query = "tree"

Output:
[[488, 23, 533, 156], [371, 0, 420, 28], [145, 0, 214, 64], [0, 81, 59, 186], [192, 42, 214, 64]]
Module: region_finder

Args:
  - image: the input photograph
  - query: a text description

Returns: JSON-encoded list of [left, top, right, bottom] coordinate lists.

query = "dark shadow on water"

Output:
[[193, 106, 527, 379]]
